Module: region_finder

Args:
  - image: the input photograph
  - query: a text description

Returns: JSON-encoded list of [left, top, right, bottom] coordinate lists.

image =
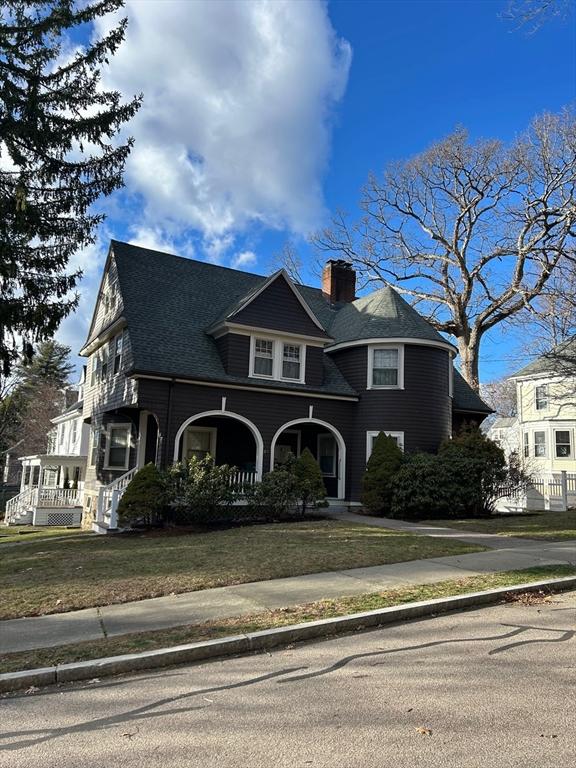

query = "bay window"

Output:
[[534, 431, 546, 458], [555, 430, 571, 458]]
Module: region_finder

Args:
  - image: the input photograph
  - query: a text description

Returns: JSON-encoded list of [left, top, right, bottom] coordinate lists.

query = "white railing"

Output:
[[496, 470, 574, 512], [95, 467, 138, 532], [4, 487, 37, 523], [228, 470, 258, 494], [37, 488, 82, 507]]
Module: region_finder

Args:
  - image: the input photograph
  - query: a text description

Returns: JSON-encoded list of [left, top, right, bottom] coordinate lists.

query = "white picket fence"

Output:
[[495, 471, 575, 512]]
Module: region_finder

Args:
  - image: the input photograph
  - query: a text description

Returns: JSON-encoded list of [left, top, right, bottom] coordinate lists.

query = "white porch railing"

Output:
[[228, 470, 258, 494], [37, 488, 82, 507], [95, 467, 138, 532], [4, 487, 82, 524], [4, 487, 37, 524]]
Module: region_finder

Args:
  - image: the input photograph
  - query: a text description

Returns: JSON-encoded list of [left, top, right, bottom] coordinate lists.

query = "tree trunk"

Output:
[[457, 339, 480, 392]]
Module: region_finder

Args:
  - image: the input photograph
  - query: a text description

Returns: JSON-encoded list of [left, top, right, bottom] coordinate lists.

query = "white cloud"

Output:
[[96, 0, 351, 256], [231, 250, 257, 269]]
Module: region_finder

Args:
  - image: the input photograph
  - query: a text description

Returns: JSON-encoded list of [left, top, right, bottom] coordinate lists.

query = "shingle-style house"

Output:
[[7, 240, 491, 529]]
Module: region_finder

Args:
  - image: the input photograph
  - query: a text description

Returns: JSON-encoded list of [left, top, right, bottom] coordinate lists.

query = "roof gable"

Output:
[[228, 271, 329, 338]]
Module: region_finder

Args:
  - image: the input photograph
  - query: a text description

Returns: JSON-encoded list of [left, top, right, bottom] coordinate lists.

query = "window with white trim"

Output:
[[113, 332, 124, 374], [534, 431, 546, 458], [555, 430, 571, 458], [366, 431, 404, 462], [105, 425, 131, 470], [184, 427, 216, 461], [253, 338, 274, 377], [523, 432, 529, 458], [368, 346, 403, 389], [90, 428, 100, 466], [535, 384, 548, 410], [250, 336, 305, 383]]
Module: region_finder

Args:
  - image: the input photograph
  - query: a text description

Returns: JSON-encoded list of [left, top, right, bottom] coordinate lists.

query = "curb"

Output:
[[1, 575, 575, 694]]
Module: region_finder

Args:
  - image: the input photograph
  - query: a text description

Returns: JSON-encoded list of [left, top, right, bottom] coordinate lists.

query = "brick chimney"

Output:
[[322, 259, 356, 304]]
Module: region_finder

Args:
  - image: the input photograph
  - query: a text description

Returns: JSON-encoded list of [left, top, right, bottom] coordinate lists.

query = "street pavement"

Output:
[[1, 591, 574, 767]]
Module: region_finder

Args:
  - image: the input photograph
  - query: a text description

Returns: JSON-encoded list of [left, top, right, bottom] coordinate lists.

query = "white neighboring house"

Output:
[[487, 416, 520, 460], [4, 371, 90, 527], [490, 340, 576, 511]]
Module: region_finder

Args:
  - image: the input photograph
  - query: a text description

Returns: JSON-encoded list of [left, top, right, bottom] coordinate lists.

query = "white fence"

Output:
[[496, 471, 575, 512]]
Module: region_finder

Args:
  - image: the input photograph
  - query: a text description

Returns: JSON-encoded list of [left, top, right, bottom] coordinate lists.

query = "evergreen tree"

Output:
[[294, 447, 326, 515], [361, 433, 403, 515], [0, 0, 141, 375], [17, 340, 74, 391], [117, 463, 167, 527]]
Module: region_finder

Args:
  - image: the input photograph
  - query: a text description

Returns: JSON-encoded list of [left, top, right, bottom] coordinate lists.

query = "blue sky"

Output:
[[58, 0, 576, 382]]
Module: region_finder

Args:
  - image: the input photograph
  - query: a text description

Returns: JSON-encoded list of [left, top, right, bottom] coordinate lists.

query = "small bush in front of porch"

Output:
[[294, 448, 327, 515], [166, 455, 238, 524], [246, 467, 300, 518], [117, 463, 167, 527], [361, 432, 403, 515]]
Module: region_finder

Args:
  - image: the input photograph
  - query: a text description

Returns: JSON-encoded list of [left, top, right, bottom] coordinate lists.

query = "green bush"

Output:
[[361, 432, 404, 515], [117, 463, 167, 527], [246, 467, 300, 517], [294, 448, 327, 515], [390, 452, 471, 519], [165, 455, 238, 524]]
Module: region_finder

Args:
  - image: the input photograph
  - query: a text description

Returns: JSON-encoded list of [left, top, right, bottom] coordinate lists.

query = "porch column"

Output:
[[136, 411, 148, 469], [20, 462, 27, 492], [36, 462, 43, 506]]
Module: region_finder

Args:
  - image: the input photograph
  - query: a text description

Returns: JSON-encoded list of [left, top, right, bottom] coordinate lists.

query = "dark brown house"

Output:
[[80, 240, 491, 527]]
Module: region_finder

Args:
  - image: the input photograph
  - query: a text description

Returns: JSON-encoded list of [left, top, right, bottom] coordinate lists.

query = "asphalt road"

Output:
[[1, 592, 574, 768]]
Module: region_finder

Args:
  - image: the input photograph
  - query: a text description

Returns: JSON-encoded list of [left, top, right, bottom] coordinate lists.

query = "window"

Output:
[[535, 384, 548, 410], [534, 431, 546, 458], [366, 431, 404, 462], [100, 346, 109, 380], [69, 420, 78, 452], [250, 336, 305, 383], [317, 434, 337, 477], [253, 338, 274, 377], [113, 332, 124, 374], [555, 430, 571, 458], [282, 344, 301, 380], [90, 428, 100, 466], [184, 427, 216, 461], [368, 346, 403, 389], [523, 433, 529, 458], [105, 425, 131, 470]]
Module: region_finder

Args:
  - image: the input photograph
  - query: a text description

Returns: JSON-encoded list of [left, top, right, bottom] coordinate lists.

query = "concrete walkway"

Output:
[[2, 516, 575, 655]]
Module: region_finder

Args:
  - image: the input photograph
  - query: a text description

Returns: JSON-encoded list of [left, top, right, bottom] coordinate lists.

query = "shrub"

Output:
[[390, 452, 471, 519], [117, 463, 167, 527], [294, 448, 327, 515], [247, 467, 300, 518], [166, 455, 238, 524], [361, 432, 404, 515]]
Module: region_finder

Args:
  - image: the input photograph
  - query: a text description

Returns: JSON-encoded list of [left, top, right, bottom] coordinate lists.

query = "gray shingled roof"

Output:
[[107, 240, 487, 411], [511, 337, 576, 378], [327, 287, 454, 347], [453, 370, 493, 413]]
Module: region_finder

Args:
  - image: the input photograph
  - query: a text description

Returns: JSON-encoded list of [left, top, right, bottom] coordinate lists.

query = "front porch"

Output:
[[4, 455, 86, 527]]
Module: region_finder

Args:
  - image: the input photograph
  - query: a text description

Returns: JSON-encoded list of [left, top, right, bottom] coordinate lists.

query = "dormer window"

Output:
[[250, 335, 305, 383], [368, 345, 404, 389]]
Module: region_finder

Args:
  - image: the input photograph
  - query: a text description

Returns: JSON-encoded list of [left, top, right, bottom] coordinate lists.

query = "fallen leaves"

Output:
[[415, 726, 433, 736], [25, 686, 39, 695]]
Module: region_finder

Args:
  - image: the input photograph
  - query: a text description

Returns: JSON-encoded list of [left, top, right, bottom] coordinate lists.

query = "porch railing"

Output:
[[37, 488, 82, 507], [95, 467, 138, 532], [4, 487, 37, 524], [4, 486, 82, 524], [228, 470, 258, 494]]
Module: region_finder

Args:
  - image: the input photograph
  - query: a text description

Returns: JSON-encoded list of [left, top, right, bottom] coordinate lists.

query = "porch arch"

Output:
[[173, 410, 264, 480], [270, 418, 346, 499]]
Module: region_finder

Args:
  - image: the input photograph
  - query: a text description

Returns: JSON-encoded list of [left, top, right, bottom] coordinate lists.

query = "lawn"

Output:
[[420, 510, 576, 541], [0, 526, 89, 545], [1, 564, 573, 675], [0, 520, 484, 620]]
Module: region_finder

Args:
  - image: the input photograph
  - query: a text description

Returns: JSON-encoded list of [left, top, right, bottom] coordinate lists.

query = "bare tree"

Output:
[[481, 377, 518, 418], [503, 0, 573, 34], [270, 239, 304, 283], [314, 110, 576, 390]]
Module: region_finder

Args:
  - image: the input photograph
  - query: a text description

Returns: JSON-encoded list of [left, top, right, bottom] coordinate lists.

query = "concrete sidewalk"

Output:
[[2, 532, 574, 655]]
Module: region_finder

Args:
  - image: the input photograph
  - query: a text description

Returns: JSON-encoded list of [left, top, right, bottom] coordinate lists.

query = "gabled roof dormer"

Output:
[[207, 270, 332, 342]]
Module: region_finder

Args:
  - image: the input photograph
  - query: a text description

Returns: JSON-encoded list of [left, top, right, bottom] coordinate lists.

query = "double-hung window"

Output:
[[105, 425, 131, 470], [113, 332, 124, 374], [253, 338, 274, 377], [523, 432, 529, 458], [534, 431, 546, 458], [555, 430, 571, 458], [90, 428, 100, 466], [250, 337, 305, 383], [535, 384, 548, 411], [369, 346, 403, 389]]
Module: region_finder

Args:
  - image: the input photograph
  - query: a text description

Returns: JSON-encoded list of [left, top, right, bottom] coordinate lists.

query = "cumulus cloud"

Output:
[[96, 0, 351, 257], [231, 250, 258, 269]]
